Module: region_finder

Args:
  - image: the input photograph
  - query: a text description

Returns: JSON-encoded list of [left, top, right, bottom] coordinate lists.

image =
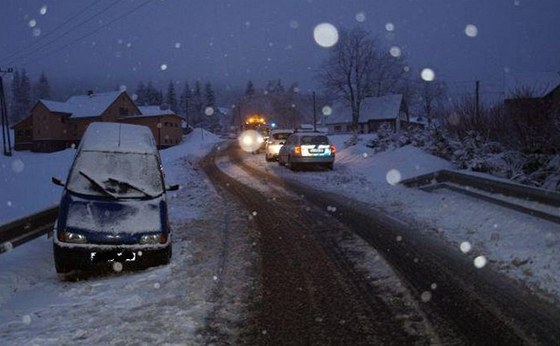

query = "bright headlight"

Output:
[[59, 231, 87, 244], [139, 234, 160, 245]]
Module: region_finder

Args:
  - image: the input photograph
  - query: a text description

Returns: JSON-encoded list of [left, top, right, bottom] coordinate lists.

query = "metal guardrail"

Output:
[[401, 170, 560, 223], [0, 206, 58, 254]]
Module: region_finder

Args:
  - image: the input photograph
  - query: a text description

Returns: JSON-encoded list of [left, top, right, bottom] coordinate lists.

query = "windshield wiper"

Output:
[[107, 177, 158, 198], [79, 170, 118, 199]]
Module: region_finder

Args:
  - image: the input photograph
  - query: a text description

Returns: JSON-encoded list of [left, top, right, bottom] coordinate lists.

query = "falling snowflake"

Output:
[[465, 24, 478, 37], [390, 46, 401, 58], [420, 291, 432, 302], [421, 68, 435, 82], [355, 12, 366, 22], [22, 315, 32, 325], [11, 159, 24, 173], [474, 256, 487, 268], [460, 241, 472, 254], [313, 23, 339, 48], [386, 169, 402, 185], [112, 262, 123, 272]]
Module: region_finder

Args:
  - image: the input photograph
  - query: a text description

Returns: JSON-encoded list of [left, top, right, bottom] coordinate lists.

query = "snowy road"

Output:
[[204, 145, 438, 344], [211, 141, 560, 345]]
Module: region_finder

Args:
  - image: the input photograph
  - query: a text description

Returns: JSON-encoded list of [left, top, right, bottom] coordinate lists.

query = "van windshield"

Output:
[[66, 151, 164, 198]]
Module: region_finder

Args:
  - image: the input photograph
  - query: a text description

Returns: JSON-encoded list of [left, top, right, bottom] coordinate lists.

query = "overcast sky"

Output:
[[1, 0, 559, 96]]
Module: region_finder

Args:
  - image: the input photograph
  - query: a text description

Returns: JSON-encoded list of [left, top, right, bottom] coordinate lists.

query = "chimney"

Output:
[[88, 90, 94, 97]]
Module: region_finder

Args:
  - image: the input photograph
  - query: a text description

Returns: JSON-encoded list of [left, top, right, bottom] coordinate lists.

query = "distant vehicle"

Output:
[[278, 132, 336, 170], [243, 114, 270, 153], [265, 129, 294, 162], [51, 122, 179, 276]]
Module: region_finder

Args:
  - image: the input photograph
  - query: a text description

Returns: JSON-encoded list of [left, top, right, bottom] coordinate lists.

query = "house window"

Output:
[[119, 107, 129, 116]]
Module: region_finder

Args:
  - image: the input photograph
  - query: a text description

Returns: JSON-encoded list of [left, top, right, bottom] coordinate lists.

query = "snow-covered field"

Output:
[[1, 129, 559, 344]]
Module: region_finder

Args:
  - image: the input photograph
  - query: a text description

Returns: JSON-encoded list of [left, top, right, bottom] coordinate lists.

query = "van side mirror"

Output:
[[166, 184, 179, 191], [51, 177, 65, 187]]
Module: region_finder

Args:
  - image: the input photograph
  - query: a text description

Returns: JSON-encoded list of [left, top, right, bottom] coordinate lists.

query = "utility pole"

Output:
[[475, 80, 480, 124], [312, 91, 317, 131], [0, 67, 14, 157]]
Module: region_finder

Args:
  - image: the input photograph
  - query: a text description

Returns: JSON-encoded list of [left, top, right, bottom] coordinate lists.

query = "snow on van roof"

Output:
[[79, 122, 158, 154]]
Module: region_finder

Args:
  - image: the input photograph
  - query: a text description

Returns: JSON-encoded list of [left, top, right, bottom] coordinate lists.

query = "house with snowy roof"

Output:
[[503, 72, 560, 123], [325, 94, 409, 134], [12, 90, 183, 152]]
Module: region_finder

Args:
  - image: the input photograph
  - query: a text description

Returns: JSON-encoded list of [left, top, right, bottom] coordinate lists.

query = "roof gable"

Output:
[[327, 94, 403, 124], [40, 100, 74, 114], [65, 91, 123, 118]]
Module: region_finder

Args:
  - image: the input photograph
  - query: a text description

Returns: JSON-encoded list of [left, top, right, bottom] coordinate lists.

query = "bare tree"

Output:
[[318, 27, 408, 132], [418, 79, 447, 125], [318, 27, 375, 131]]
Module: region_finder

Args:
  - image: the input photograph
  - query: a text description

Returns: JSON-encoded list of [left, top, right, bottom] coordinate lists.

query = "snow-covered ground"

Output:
[[1, 129, 559, 344], [237, 134, 560, 302], [0, 129, 254, 344]]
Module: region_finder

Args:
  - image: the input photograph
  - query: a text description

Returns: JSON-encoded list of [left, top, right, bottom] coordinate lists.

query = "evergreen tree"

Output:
[[179, 80, 191, 117], [245, 80, 255, 97], [135, 81, 147, 106], [165, 81, 178, 112], [34, 72, 50, 101], [9, 69, 31, 122], [191, 81, 203, 125], [204, 82, 215, 107], [204, 82, 220, 132], [10, 70, 21, 121], [145, 82, 162, 105]]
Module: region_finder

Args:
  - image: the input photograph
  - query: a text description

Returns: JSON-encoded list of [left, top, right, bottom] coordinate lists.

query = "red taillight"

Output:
[[160, 233, 168, 244], [294, 146, 301, 155], [331, 145, 336, 154]]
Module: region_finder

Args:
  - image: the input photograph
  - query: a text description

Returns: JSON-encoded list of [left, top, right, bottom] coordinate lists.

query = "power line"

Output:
[[0, 0, 101, 64], [18, 0, 156, 67], [4, 0, 123, 66]]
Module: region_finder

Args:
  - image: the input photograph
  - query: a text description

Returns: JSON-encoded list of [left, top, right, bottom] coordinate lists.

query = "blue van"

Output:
[[51, 122, 178, 275]]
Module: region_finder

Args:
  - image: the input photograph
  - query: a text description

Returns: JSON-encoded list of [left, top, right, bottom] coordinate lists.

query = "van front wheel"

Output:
[[53, 244, 72, 274], [155, 244, 172, 265]]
